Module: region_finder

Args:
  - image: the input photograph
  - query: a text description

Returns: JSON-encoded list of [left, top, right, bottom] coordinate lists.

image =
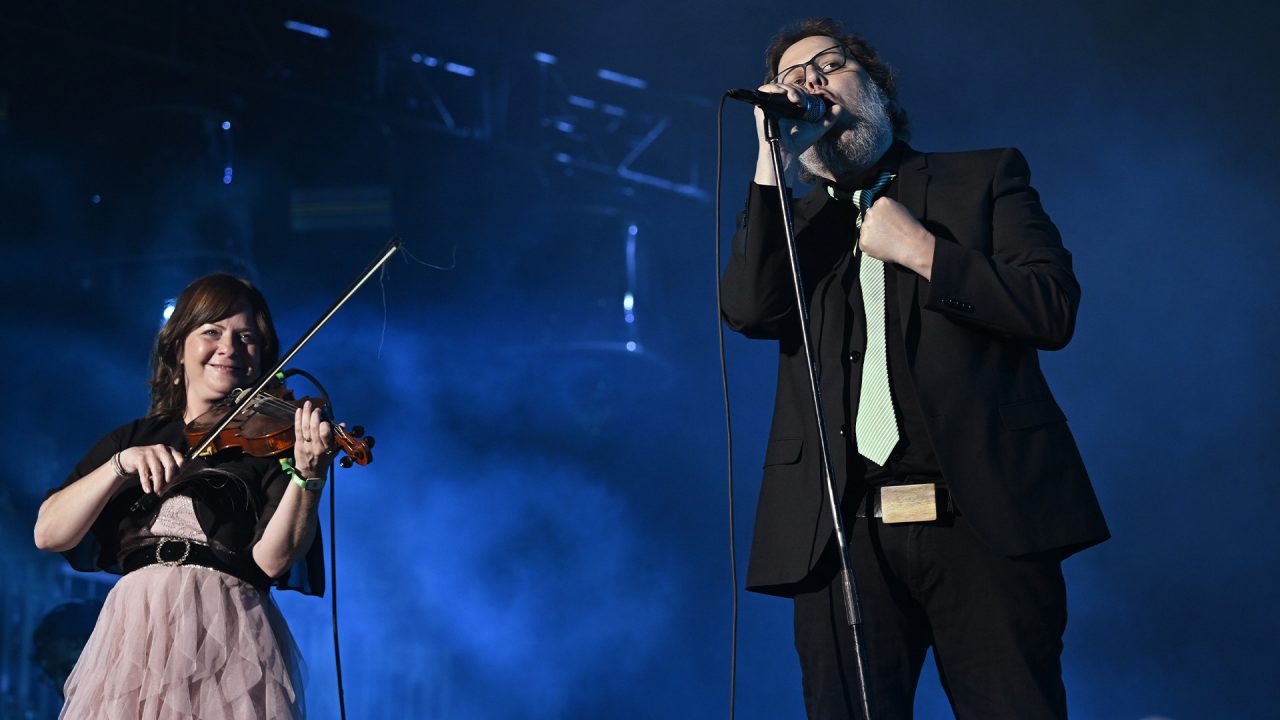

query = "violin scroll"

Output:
[[332, 423, 374, 468]]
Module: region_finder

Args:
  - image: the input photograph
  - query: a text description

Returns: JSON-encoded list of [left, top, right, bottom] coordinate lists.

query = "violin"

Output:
[[184, 384, 374, 468], [128, 238, 399, 515]]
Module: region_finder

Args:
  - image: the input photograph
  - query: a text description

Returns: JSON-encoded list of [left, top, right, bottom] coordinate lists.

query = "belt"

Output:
[[121, 538, 265, 589], [854, 483, 958, 523]]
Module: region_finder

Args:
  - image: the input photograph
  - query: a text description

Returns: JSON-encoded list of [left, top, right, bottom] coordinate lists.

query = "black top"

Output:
[[50, 416, 324, 596]]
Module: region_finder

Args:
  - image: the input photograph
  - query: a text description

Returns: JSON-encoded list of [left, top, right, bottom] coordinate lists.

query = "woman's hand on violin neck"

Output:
[[118, 445, 186, 496], [293, 400, 335, 478]]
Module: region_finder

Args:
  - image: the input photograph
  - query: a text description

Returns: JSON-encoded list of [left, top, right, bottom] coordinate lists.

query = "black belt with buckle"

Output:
[[121, 538, 265, 589], [854, 483, 959, 523]]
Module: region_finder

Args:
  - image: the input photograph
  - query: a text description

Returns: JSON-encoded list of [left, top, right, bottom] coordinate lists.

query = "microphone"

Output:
[[726, 88, 827, 122]]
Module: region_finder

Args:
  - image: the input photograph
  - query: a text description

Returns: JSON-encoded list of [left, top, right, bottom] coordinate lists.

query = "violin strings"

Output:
[[248, 392, 355, 446]]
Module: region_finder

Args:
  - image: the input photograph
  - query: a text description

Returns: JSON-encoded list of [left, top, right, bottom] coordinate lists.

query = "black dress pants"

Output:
[[792, 511, 1068, 719]]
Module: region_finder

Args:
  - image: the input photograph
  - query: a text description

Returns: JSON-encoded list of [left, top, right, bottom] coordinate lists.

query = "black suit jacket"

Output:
[[720, 143, 1109, 597]]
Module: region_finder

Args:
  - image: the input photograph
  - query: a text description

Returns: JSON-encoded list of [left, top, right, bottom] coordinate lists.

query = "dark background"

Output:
[[2, 1, 1276, 717]]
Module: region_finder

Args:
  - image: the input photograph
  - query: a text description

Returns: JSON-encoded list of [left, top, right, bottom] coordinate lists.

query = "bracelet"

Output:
[[110, 452, 129, 479], [278, 458, 326, 492], [292, 475, 326, 491]]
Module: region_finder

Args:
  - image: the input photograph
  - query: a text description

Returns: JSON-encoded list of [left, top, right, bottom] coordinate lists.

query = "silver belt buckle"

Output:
[[154, 537, 192, 567]]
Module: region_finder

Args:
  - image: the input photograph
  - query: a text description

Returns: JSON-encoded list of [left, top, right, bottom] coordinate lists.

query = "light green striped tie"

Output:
[[832, 170, 899, 465]]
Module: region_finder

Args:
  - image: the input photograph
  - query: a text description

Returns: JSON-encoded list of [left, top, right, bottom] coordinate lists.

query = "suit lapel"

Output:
[[792, 186, 827, 239], [894, 147, 930, 340]]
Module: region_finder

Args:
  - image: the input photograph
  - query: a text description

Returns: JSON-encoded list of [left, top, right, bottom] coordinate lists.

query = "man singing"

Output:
[[720, 17, 1109, 719]]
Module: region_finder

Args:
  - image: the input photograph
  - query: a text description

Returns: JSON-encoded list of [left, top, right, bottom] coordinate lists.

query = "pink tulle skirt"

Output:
[[61, 564, 304, 719]]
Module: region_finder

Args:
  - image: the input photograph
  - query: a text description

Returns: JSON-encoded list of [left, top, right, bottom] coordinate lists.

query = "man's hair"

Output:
[[764, 17, 910, 141]]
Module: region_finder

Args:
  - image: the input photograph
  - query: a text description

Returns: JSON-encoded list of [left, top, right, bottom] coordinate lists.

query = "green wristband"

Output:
[[292, 475, 325, 491], [278, 458, 325, 491]]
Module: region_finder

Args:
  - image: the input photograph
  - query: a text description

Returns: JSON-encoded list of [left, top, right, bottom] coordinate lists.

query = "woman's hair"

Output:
[[763, 17, 911, 141], [147, 273, 279, 420]]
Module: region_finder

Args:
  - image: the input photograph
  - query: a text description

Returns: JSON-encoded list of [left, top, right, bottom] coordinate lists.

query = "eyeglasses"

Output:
[[772, 45, 852, 86]]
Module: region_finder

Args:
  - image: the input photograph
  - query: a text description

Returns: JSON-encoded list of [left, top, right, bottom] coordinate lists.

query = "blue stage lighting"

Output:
[[567, 95, 597, 110], [161, 299, 177, 325], [555, 120, 574, 133], [626, 341, 637, 352], [596, 69, 647, 90], [221, 120, 231, 131], [283, 20, 330, 39], [444, 62, 476, 77], [223, 167, 233, 184], [533, 52, 558, 65]]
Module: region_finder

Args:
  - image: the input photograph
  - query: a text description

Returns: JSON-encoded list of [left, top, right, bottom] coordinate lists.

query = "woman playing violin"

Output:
[[35, 273, 331, 719]]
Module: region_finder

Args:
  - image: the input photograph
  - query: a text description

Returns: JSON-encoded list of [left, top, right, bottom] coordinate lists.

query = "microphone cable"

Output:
[[714, 92, 739, 720], [327, 440, 346, 720], [281, 368, 348, 720]]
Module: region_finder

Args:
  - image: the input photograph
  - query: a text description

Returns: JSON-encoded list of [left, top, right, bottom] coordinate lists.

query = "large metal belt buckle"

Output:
[[154, 537, 192, 567], [880, 484, 938, 524]]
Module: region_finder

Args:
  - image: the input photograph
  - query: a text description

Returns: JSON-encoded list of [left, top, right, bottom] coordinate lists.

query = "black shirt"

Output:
[[826, 148, 944, 486], [50, 416, 325, 596]]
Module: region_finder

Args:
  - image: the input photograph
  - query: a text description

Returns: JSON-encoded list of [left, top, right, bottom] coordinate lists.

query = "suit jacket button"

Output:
[[839, 424, 849, 437], [848, 351, 862, 363]]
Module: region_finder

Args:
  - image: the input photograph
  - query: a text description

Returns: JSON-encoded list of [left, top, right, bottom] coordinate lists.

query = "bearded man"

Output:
[[719, 17, 1109, 719]]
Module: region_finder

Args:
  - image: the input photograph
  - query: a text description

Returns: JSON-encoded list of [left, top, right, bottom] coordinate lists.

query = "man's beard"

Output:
[[799, 83, 894, 183]]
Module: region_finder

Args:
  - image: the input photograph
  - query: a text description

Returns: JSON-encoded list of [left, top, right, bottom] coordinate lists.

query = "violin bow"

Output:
[[131, 237, 400, 512], [186, 237, 403, 460]]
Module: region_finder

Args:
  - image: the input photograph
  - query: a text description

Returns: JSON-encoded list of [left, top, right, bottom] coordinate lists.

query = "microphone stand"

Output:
[[763, 114, 873, 718]]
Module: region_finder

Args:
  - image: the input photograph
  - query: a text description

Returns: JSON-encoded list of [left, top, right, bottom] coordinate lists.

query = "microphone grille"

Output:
[[801, 94, 827, 123]]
